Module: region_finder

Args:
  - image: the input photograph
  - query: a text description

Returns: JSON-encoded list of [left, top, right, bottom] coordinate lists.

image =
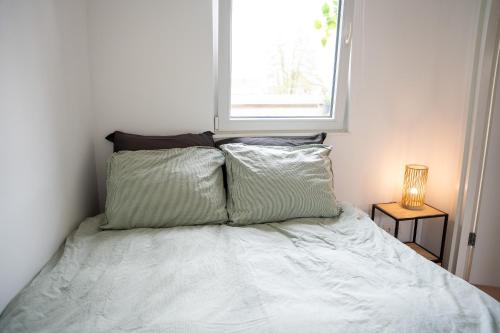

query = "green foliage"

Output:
[[322, 3, 330, 16], [315, 0, 339, 47]]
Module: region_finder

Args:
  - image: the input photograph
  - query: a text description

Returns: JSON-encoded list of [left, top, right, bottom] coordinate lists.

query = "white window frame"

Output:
[[215, 0, 354, 133]]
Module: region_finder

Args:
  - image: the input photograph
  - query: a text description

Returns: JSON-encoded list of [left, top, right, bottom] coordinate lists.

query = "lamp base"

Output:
[[401, 203, 425, 210]]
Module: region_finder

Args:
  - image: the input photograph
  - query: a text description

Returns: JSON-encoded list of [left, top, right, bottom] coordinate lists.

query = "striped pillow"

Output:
[[221, 144, 341, 225], [102, 147, 228, 229]]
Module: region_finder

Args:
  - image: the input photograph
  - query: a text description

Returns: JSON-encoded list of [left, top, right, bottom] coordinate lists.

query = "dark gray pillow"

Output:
[[215, 133, 326, 148], [106, 131, 215, 152]]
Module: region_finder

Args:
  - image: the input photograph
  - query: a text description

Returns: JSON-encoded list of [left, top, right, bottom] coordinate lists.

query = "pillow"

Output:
[[102, 147, 227, 229], [215, 133, 326, 148], [221, 144, 341, 225], [106, 131, 215, 152]]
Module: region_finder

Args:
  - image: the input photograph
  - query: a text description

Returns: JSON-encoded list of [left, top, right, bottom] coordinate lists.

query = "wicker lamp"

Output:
[[401, 164, 428, 210]]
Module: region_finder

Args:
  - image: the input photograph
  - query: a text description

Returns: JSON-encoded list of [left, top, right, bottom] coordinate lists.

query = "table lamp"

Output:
[[401, 164, 428, 210]]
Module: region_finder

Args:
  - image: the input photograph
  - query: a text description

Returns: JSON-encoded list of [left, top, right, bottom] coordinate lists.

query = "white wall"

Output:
[[0, 0, 97, 311], [88, 0, 216, 207], [87, 0, 480, 266]]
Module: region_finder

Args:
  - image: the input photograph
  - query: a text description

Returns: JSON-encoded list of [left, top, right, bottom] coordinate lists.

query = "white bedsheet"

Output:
[[0, 203, 498, 332]]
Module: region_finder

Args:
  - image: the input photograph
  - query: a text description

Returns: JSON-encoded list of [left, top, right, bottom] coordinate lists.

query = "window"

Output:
[[216, 0, 353, 133]]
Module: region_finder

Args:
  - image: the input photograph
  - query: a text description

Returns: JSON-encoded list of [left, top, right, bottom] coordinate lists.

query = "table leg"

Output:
[[371, 205, 376, 220], [413, 219, 419, 243], [439, 215, 448, 262], [395, 220, 399, 239]]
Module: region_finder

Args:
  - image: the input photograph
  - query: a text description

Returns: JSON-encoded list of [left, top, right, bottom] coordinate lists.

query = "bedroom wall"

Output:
[[87, 0, 480, 267], [88, 0, 215, 209], [0, 0, 97, 311]]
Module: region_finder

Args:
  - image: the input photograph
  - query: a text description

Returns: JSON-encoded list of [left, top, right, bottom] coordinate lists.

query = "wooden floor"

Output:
[[475, 285, 500, 302]]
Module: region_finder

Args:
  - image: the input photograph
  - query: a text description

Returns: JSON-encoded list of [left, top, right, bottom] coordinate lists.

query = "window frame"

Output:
[[215, 0, 354, 133]]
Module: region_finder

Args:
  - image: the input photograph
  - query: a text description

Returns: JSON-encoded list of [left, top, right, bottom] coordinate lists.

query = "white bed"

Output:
[[0, 203, 498, 332]]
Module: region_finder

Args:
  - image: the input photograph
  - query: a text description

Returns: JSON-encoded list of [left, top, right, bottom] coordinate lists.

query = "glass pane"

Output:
[[231, 0, 339, 118]]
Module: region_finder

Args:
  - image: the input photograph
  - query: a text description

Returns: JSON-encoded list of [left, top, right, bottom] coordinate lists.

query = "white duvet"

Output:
[[0, 203, 499, 332]]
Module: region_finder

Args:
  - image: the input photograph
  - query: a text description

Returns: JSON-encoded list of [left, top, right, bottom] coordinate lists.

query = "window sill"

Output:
[[213, 128, 350, 139]]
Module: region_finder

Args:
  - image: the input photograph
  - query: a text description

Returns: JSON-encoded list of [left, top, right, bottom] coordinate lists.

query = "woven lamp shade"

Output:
[[401, 164, 428, 210]]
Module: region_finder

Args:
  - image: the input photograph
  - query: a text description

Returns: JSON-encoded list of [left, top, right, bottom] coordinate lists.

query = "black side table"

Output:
[[371, 202, 448, 264]]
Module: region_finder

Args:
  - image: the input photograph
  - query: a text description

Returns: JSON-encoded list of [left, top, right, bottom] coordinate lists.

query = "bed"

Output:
[[1, 203, 498, 332]]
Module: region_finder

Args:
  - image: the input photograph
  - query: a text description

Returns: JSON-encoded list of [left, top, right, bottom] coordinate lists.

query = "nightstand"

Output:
[[371, 202, 448, 264]]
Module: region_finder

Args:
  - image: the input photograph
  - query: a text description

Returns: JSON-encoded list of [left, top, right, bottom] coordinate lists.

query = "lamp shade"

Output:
[[401, 164, 428, 210]]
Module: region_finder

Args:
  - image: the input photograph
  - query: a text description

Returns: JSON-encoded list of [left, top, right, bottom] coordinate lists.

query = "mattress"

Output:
[[0, 203, 498, 332]]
